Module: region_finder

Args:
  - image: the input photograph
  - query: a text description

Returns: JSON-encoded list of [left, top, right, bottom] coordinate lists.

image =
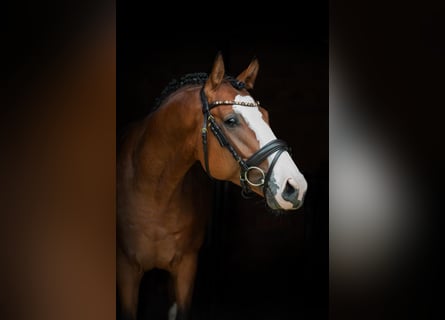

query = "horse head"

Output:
[[199, 52, 307, 211]]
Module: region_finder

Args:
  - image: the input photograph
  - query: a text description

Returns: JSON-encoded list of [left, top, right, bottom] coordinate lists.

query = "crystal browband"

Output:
[[209, 100, 260, 108]]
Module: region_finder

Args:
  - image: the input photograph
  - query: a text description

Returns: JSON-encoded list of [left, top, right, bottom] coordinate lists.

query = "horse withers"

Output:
[[117, 52, 307, 320]]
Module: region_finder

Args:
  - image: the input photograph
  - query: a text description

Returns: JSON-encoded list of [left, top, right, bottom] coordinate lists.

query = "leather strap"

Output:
[[246, 139, 288, 167], [200, 85, 290, 197]]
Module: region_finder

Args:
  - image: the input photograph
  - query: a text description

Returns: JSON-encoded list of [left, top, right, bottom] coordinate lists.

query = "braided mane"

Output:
[[151, 72, 246, 111]]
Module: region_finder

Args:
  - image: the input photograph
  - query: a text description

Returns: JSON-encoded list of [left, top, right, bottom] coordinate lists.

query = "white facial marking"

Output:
[[232, 95, 307, 210]]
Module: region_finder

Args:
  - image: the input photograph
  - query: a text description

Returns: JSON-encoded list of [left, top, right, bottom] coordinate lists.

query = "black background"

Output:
[[117, 3, 328, 320]]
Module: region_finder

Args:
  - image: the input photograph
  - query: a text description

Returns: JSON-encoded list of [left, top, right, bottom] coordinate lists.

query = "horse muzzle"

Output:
[[265, 175, 307, 211]]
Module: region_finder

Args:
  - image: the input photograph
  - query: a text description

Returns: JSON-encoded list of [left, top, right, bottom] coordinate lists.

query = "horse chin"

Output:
[[265, 190, 282, 211], [264, 184, 285, 211]]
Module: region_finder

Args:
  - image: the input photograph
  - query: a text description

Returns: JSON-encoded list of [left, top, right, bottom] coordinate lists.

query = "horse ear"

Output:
[[236, 56, 259, 90], [204, 52, 225, 96]]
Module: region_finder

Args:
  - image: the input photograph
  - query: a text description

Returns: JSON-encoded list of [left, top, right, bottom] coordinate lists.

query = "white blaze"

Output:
[[232, 95, 307, 209]]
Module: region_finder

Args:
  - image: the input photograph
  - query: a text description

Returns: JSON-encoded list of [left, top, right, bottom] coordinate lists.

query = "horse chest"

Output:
[[130, 204, 206, 271]]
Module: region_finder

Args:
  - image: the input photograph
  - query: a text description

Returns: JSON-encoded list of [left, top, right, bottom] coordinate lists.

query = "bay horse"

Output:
[[117, 52, 308, 320]]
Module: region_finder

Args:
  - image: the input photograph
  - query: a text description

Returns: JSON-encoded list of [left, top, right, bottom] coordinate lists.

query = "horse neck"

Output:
[[132, 90, 201, 201]]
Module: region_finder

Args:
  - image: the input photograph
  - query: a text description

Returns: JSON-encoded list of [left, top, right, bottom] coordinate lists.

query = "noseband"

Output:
[[200, 83, 290, 198]]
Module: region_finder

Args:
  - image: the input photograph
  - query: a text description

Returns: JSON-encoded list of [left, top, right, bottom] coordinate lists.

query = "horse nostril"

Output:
[[282, 180, 299, 202]]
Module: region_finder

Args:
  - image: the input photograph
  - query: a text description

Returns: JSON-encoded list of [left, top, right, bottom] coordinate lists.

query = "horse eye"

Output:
[[223, 116, 239, 128]]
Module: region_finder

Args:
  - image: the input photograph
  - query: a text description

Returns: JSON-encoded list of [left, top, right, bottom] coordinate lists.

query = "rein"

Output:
[[200, 85, 290, 198]]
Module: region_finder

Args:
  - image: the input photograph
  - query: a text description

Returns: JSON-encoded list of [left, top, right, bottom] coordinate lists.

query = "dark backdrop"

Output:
[[117, 4, 328, 319]]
